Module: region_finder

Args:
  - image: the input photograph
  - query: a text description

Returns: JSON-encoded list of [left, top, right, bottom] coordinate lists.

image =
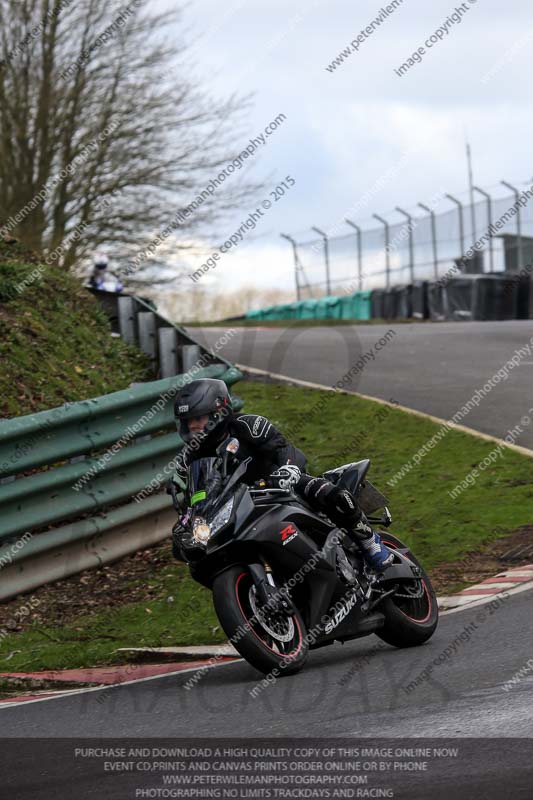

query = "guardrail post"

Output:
[[138, 312, 158, 365], [182, 344, 202, 373], [118, 296, 137, 344], [158, 327, 178, 377]]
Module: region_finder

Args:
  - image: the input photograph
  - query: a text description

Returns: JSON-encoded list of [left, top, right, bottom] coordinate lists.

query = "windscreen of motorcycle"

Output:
[[188, 457, 218, 509]]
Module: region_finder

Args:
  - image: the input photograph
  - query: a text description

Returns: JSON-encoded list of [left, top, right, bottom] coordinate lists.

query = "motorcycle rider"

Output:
[[89, 253, 108, 289], [88, 252, 124, 293], [168, 378, 393, 571]]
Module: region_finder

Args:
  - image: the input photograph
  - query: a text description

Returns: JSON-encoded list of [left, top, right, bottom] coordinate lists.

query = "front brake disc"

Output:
[[249, 587, 295, 643]]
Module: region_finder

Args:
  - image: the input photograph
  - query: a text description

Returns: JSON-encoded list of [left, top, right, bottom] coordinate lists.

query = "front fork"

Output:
[[248, 559, 296, 615]]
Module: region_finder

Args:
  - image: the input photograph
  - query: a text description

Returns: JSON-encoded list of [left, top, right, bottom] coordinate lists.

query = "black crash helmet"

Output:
[[174, 378, 231, 444]]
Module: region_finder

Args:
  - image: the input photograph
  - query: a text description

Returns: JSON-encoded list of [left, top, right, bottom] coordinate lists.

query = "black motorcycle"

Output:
[[170, 437, 438, 676]]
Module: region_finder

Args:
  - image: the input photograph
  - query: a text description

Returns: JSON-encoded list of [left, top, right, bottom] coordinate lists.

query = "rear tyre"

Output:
[[212, 565, 309, 676], [376, 533, 438, 648]]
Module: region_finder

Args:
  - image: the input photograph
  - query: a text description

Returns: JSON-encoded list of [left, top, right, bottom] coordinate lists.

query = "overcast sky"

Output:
[[155, 0, 533, 295]]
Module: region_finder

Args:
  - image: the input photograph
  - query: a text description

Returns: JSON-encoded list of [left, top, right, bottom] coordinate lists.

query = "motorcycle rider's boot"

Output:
[[348, 514, 394, 572]]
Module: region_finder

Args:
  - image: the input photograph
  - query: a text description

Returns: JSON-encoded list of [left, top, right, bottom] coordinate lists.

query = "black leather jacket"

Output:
[[179, 413, 307, 488]]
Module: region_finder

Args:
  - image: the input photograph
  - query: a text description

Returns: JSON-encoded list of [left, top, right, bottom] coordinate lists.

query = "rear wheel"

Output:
[[376, 534, 438, 647], [212, 565, 309, 675]]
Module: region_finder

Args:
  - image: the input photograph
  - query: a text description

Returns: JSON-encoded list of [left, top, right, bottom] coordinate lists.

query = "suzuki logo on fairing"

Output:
[[324, 594, 357, 634], [280, 524, 298, 545]]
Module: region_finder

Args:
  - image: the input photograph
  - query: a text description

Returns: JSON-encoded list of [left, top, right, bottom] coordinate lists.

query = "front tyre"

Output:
[[212, 565, 309, 676], [376, 534, 438, 648]]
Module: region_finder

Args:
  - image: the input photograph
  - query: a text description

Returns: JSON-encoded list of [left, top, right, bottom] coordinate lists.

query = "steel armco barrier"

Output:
[[0, 364, 243, 600]]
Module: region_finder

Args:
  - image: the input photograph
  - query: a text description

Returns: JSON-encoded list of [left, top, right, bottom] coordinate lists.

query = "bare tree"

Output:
[[0, 0, 257, 287]]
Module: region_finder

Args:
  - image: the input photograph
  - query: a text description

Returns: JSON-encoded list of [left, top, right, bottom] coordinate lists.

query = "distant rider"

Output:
[[88, 253, 124, 293]]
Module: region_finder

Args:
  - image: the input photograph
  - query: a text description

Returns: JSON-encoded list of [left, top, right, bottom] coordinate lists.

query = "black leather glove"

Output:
[[267, 464, 302, 491], [172, 461, 188, 488], [166, 479, 185, 511], [166, 460, 188, 510]]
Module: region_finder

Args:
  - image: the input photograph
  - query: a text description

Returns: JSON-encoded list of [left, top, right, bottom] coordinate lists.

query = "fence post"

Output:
[[418, 203, 438, 280], [311, 226, 331, 296], [344, 218, 363, 291], [158, 327, 178, 377], [118, 296, 137, 344], [281, 233, 302, 301], [501, 180, 524, 271], [395, 207, 415, 284], [138, 312, 157, 366], [445, 193, 466, 265], [473, 186, 494, 271], [182, 344, 202, 373], [373, 214, 391, 290]]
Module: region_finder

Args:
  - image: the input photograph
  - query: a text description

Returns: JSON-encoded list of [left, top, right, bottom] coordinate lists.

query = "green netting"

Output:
[[296, 299, 318, 319], [341, 290, 372, 320], [262, 305, 277, 320], [340, 294, 354, 319], [247, 292, 372, 322], [357, 290, 372, 320], [276, 303, 294, 319], [315, 296, 342, 319]]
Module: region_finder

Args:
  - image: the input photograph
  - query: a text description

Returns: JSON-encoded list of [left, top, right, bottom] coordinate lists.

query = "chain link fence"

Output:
[[285, 183, 533, 299]]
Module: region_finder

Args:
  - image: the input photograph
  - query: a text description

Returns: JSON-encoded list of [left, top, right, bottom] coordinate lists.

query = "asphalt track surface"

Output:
[[2, 589, 533, 798], [193, 321, 533, 450], [3, 588, 532, 737]]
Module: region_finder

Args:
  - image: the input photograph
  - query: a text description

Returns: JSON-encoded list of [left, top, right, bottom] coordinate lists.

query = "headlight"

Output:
[[209, 498, 234, 536], [192, 517, 211, 545]]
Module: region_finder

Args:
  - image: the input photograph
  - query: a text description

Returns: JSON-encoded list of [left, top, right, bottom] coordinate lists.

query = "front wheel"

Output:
[[212, 565, 309, 676], [376, 533, 438, 648]]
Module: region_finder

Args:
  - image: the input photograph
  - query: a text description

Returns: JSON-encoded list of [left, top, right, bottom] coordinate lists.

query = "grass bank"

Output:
[[0, 239, 152, 417]]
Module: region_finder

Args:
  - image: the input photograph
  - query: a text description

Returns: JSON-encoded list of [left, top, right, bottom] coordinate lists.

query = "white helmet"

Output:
[[94, 251, 108, 270]]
